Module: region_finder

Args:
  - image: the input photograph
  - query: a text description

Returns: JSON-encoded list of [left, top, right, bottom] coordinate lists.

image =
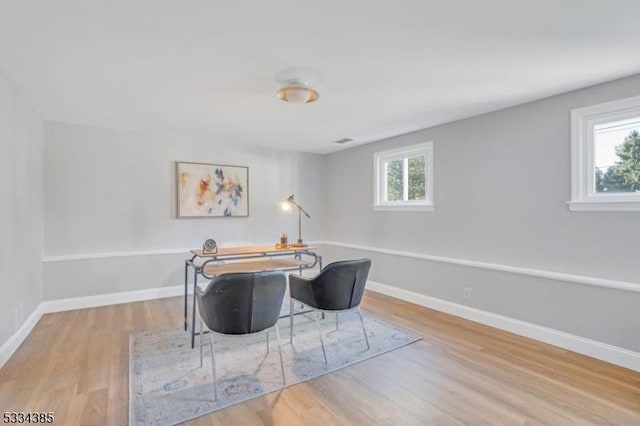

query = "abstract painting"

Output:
[[176, 162, 248, 217]]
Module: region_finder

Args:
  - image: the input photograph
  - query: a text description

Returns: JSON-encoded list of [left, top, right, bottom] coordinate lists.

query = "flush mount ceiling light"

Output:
[[275, 67, 323, 104], [276, 83, 319, 103]]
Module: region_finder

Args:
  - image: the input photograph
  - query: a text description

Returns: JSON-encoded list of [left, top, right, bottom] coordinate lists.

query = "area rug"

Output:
[[129, 308, 421, 425]]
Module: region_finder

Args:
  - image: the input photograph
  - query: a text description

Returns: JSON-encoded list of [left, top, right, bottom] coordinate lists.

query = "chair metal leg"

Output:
[[209, 333, 217, 401], [336, 312, 339, 330], [191, 273, 198, 348], [183, 262, 188, 331], [357, 308, 370, 351], [266, 330, 270, 355], [199, 317, 204, 367], [289, 297, 294, 344], [314, 311, 328, 364], [274, 323, 286, 385]]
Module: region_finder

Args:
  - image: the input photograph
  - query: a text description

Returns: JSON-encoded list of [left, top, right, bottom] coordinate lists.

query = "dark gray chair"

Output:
[[196, 271, 287, 400], [288, 258, 372, 363]]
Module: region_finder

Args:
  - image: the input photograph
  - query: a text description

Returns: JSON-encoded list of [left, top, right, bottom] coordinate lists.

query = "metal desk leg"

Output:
[[191, 269, 199, 348], [184, 262, 188, 331], [318, 255, 325, 319]]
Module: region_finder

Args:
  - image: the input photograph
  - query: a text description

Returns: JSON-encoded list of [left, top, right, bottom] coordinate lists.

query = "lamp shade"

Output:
[[280, 200, 293, 211]]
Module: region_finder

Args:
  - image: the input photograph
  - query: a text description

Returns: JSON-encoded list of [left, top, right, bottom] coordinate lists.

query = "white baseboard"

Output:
[[41, 285, 183, 313], [0, 285, 183, 369], [4, 280, 639, 373], [366, 280, 640, 372], [0, 304, 45, 368]]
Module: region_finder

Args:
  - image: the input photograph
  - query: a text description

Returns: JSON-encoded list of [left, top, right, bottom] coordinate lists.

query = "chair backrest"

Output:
[[309, 258, 371, 311], [197, 271, 286, 335]]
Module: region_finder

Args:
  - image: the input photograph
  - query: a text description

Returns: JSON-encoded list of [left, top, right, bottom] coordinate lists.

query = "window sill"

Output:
[[373, 204, 435, 212], [567, 200, 640, 212]]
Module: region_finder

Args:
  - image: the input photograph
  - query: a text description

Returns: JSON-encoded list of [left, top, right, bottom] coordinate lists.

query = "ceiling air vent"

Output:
[[334, 138, 353, 144]]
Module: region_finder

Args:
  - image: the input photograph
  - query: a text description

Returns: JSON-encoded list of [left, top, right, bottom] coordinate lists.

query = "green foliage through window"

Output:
[[408, 155, 426, 200], [386, 160, 403, 201], [384, 155, 426, 202], [596, 130, 640, 193]]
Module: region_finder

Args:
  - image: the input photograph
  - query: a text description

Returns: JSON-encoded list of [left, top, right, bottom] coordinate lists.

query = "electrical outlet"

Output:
[[463, 287, 472, 301]]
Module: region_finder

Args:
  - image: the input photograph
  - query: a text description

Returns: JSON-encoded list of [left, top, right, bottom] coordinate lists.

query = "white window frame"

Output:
[[373, 142, 434, 211], [569, 95, 640, 212]]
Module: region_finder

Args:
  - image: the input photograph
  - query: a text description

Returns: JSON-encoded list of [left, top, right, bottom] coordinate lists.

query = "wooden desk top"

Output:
[[191, 244, 317, 258]]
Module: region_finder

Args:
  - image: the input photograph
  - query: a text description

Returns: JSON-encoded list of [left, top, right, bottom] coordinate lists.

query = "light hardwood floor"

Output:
[[1, 291, 639, 425]]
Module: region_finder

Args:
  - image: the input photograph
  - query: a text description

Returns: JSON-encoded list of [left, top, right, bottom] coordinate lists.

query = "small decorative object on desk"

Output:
[[202, 238, 217, 254], [276, 232, 290, 249]]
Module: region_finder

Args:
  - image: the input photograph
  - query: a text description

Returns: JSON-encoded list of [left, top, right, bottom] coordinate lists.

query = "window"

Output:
[[374, 142, 433, 211], [570, 95, 640, 211]]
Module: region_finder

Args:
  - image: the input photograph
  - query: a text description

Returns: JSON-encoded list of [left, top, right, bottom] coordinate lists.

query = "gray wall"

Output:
[[0, 71, 44, 346], [43, 122, 325, 299], [323, 74, 640, 352], [13, 71, 640, 354]]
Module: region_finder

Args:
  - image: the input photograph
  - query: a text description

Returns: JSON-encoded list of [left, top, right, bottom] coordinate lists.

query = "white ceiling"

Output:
[[1, 1, 639, 154]]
